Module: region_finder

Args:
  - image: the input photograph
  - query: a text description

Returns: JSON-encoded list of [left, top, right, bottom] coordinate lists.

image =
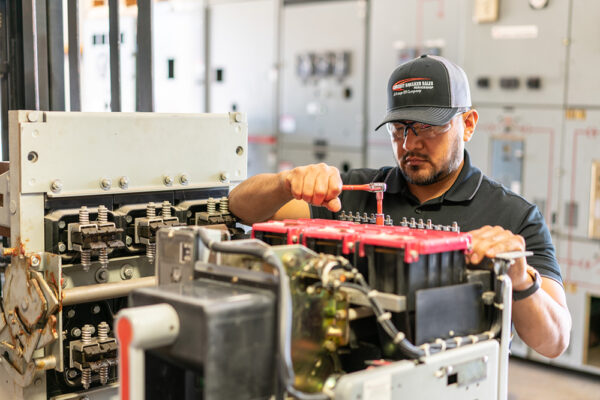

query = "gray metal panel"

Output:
[[560, 111, 600, 239], [136, 0, 154, 112], [368, 0, 466, 137], [278, 144, 361, 173], [463, 0, 570, 106], [47, 0, 65, 111], [467, 106, 562, 231], [209, 0, 277, 136], [67, 0, 81, 111], [334, 340, 499, 400], [109, 0, 121, 112], [566, 0, 600, 107], [279, 0, 366, 148]]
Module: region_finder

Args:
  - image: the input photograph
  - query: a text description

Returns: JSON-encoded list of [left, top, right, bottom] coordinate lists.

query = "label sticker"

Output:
[[491, 25, 538, 39]]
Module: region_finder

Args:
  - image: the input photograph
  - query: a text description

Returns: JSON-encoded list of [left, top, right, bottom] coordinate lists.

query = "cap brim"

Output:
[[374, 107, 462, 130]]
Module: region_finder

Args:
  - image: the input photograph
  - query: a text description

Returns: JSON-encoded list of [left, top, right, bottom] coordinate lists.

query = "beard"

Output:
[[398, 140, 463, 186]]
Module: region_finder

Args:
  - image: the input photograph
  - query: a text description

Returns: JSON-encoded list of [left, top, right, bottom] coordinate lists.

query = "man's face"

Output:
[[389, 114, 466, 186]]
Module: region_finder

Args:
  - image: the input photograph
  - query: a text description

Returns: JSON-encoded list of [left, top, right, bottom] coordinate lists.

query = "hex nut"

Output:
[[58, 242, 66, 253], [50, 180, 63, 193]]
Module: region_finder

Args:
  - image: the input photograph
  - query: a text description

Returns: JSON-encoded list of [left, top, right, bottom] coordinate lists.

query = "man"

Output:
[[229, 55, 571, 358]]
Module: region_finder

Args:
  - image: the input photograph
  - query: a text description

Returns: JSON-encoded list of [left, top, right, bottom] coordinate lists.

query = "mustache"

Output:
[[402, 152, 430, 163]]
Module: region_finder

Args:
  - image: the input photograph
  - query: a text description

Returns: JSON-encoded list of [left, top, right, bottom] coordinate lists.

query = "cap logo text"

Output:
[[392, 77, 434, 95]]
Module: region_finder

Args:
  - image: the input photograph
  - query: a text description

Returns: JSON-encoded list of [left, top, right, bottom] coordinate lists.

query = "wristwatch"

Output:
[[512, 268, 542, 301]]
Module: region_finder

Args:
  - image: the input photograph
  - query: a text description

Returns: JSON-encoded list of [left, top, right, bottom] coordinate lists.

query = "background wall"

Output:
[[75, 0, 600, 374]]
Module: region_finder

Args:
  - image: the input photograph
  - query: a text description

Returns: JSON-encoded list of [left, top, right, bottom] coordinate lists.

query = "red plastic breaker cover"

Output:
[[251, 219, 472, 263]]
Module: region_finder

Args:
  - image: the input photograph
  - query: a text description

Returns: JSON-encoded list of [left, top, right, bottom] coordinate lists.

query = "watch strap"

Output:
[[512, 269, 541, 301]]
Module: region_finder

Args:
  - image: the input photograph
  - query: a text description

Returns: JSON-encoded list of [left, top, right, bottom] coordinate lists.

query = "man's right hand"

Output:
[[280, 163, 343, 212]]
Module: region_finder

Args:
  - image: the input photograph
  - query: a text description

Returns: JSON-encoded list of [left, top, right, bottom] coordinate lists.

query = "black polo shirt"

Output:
[[311, 150, 562, 284]]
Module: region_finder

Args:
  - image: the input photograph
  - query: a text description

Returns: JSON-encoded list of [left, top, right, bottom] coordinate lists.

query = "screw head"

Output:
[[100, 178, 112, 190], [67, 309, 76, 318], [91, 305, 101, 314], [119, 176, 129, 189], [220, 172, 230, 183], [30, 255, 41, 267], [122, 266, 133, 279], [125, 235, 133, 246], [125, 215, 133, 224], [67, 369, 78, 379], [179, 174, 189, 185], [95, 268, 109, 283], [58, 220, 66, 229], [27, 111, 39, 122], [71, 327, 81, 337], [50, 180, 63, 193], [58, 242, 66, 252], [163, 176, 174, 186]]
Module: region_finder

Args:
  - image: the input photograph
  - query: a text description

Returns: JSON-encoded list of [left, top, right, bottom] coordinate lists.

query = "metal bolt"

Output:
[[100, 178, 112, 190], [119, 176, 129, 189], [71, 327, 81, 337], [67, 369, 78, 379], [95, 268, 109, 283], [67, 309, 76, 319], [50, 180, 62, 193], [219, 172, 230, 183], [125, 215, 133, 224], [27, 111, 39, 122], [163, 176, 174, 186], [92, 305, 101, 314], [58, 242, 66, 253], [179, 174, 189, 185], [58, 220, 66, 229], [125, 236, 133, 246], [122, 267, 133, 279], [30, 255, 40, 268]]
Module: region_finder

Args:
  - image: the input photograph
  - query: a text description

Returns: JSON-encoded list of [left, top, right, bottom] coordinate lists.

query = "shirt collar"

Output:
[[383, 150, 483, 202]]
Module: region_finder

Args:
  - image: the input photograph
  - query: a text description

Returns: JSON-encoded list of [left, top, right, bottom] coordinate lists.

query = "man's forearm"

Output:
[[512, 278, 571, 358], [228, 172, 291, 224]]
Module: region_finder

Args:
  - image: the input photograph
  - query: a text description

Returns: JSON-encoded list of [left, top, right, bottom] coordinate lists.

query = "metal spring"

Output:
[[81, 368, 91, 389], [162, 201, 171, 218], [97, 205, 108, 223], [79, 206, 90, 224], [97, 321, 110, 385], [97, 321, 109, 340], [97, 205, 109, 268], [147, 242, 156, 261], [146, 202, 156, 218], [81, 251, 91, 271], [81, 324, 93, 343], [220, 197, 229, 214], [207, 198, 216, 214]]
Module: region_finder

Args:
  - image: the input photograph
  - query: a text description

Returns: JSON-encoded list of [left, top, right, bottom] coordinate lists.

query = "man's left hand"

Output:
[[466, 225, 532, 290]]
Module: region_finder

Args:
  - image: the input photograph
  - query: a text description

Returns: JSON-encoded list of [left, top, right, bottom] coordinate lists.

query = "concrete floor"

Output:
[[508, 357, 600, 400]]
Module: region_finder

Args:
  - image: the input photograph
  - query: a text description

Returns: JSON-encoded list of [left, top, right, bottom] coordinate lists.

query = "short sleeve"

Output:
[[520, 205, 563, 285]]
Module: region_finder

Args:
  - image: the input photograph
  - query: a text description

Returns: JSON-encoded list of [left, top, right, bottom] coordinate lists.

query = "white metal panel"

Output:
[[14, 111, 247, 196]]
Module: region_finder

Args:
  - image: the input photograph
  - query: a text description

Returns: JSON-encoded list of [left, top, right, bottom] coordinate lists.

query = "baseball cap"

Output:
[[375, 54, 472, 130]]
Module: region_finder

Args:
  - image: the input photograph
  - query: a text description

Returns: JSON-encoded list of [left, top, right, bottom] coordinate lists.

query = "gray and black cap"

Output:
[[375, 54, 471, 129]]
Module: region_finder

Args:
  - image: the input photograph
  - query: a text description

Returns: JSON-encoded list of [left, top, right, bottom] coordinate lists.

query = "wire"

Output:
[[196, 228, 329, 400]]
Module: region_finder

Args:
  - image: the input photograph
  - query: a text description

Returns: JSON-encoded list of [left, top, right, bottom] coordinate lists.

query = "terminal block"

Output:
[[69, 322, 118, 389]]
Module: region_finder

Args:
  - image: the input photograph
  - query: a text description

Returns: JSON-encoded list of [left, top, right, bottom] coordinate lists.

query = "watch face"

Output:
[[529, 0, 549, 9]]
